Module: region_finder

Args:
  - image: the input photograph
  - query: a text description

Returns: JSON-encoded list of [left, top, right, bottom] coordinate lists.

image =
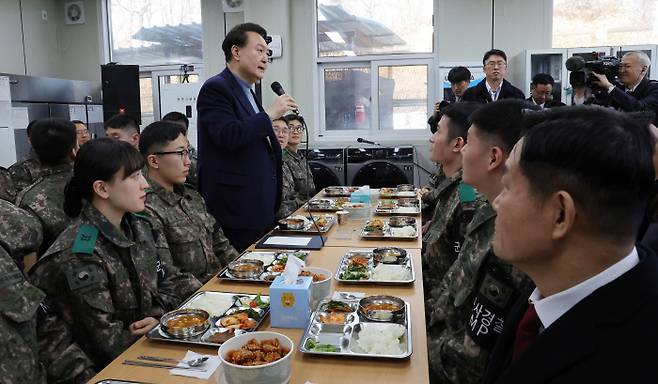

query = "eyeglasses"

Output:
[[485, 61, 507, 68], [153, 148, 190, 158], [289, 125, 304, 132], [76, 129, 89, 135], [273, 127, 290, 134]]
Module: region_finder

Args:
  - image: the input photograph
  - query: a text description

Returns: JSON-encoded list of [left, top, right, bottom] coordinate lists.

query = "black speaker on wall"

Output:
[[101, 64, 141, 124]]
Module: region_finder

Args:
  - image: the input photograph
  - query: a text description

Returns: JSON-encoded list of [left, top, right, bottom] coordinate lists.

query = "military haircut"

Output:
[[64, 138, 144, 217], [162, 111, 189, 133], [531, 73, 555, 87], [104, 113, 140, 134], [520, 105, 655, 240], [30, 118, 77, 166], [284, 113, 305, 126], [468, 99, 537, 154], [139, 121, 187, 156], [222, 22, 267, 63], [440, 102, 481, 142]]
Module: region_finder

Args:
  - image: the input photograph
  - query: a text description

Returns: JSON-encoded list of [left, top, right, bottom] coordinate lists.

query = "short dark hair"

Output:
[[519, 106, 655, 240], [483, 49, 507, 65], [272, 117, 287, 126], [531, 73, 555, 87], [440, 102, 481, 141], [104, 114, 140, 134], [162, 111, 189, 133], [26, 120, 38, 138], [469, 99, 537, 154], [31, 118, 76, 166], [71, 120, 86, 126], [284, 114, 305, 126], [222, 23, 267, 63], [447, 66, 472, 84], [64, 138, 144, 217], [139, 121, 187, 157]]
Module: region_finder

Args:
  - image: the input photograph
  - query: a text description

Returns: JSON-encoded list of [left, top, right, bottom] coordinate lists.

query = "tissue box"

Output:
[[269, 275, 313, 328]]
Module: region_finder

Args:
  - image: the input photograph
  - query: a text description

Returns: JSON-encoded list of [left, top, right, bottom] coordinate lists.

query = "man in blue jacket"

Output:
[[196, 22, 298, 251]]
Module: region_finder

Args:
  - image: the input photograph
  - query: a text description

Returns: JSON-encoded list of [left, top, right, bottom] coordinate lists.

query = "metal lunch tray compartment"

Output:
[[360, 218, 418, 240], [217, 250, 310, 283], [375, 198, 421, 216], [324, 186, 359, 197], [334, 249, 415, 284], [274, 214, 336, 233], [298, 297, 412, 359], [306, 198, 350, 212], [146, 291, 270, 347], [378, 187, 418, 199]]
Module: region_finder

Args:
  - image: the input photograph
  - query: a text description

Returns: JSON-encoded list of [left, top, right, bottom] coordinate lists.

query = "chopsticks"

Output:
[[122, 360, 207, 372]]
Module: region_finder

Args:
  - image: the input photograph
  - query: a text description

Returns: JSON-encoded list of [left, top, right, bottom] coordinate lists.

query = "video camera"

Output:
[[566, 53, 620, 91]]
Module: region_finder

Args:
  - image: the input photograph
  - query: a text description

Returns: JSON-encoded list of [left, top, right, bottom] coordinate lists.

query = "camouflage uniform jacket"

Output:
[[0, 199, 43, 266], [0, 166, 16, 203], [422, 169, 477, 304], [30, 203, 202, 367], [185, 145, 198, 189], [9, 151, 44, 194], [16, 163, 73, 256], [276, 159, 299, 220], [283, 148, 316, 201], [144, 180, 239, 283], [426, 196, 528, 384], [421, 166, 446, 223], [0, 244, 47, 383]]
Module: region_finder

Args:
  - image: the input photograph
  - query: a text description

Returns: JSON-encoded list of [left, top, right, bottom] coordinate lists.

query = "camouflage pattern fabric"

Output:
[[185, 145, 198, 189], [16, 163, 73, 256], [0, 199, 43, 265], [283, 148, 316, 201], [30, 203, 201, 367], [422, 165, 446, 223], [9, 151, 44, 194], [144, 180, 239, 283], [0, 166, 16, 203], [276, 160, 299, 220]]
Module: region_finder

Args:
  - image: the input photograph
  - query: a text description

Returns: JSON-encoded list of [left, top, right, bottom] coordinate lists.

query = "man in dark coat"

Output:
[[461, 49, 525, 104], [196, 23, 298, 251]]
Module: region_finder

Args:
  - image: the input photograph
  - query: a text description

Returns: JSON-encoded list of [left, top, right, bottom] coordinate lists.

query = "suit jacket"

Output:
[[483, 245, 658, 384], [526, 96, 566, 109], [607, 76, 658, 118], [196, 68, 282, 232], [461, 78, 525, 104]]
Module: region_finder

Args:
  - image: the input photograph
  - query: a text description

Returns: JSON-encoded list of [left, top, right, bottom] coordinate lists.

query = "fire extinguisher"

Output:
[[355, 100, 365, 123]]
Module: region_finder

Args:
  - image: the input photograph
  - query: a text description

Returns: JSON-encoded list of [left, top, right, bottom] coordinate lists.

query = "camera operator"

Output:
[[591, 51, 658, 116]]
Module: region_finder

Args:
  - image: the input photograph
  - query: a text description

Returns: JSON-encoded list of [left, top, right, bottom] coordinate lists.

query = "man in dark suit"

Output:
[[526, 73, 566, 108], [461, 49, 525, 104], [591, 51, 658, 120], [483, 106, 658, 383], [196, 23, 298, 251]]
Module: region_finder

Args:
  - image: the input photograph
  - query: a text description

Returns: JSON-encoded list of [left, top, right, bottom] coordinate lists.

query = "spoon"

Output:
[[137, 355, 209, 367]]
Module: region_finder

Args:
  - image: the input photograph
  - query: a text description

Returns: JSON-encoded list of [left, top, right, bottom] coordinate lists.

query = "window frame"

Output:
[[313, 0, 436, 143]]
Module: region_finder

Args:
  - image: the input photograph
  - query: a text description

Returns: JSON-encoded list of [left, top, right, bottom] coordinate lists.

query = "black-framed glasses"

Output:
[[289, 125, 304, 132], [153, 148, 190, 158]]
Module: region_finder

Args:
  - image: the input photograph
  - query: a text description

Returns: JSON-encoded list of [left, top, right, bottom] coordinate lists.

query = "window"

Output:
[[139, 76, 154, 126], [317, 0, 433, 57], [108, 0, 203, 67], [316, 0, 434, 139], [553, 0, 658, 47]]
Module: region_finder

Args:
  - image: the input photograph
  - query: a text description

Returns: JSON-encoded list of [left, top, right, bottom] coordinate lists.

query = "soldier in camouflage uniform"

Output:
[[30, 138, 201, 368], [0, 166, 16, 202], [9, 149, 44, 195], [0, 199, 42, 268], [16, 118, 77, 256], [140, 121, 239, 283], [1, 242, 95, 384], [422, 103, 480, 306], [284, 114, 316, 201], [162, 111, 198, 189], [273, 118, 299, 220], [426, 100, 533, 384], [421, 165, 446, 224]]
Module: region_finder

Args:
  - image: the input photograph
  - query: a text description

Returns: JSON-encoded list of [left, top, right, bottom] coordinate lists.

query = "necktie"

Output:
[[490, 89, 498, 102], [511, 303, 541, 361]]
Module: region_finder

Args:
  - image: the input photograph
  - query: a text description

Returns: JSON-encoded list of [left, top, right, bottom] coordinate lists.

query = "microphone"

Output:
[[356, 137, 380, 146], [270, 81, 301, 116], [354, 138, 434, 175], [565, 56, 586, 72]]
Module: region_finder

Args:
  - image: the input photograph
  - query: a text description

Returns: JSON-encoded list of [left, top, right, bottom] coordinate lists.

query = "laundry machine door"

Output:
[[351, 161, 409, 188], [309, 161, 341, 190]]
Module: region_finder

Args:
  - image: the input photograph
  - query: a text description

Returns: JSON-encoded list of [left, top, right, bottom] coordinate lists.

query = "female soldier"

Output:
[[30, 138, 201, 368]]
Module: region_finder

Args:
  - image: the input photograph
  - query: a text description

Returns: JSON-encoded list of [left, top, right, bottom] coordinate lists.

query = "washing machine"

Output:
[[346, 146, 415, 188], [300, 147, 346, 190]]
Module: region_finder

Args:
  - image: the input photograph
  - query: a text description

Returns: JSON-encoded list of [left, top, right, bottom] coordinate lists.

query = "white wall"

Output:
[[0, 1, 25, 75], [55, 0, 103, 81]]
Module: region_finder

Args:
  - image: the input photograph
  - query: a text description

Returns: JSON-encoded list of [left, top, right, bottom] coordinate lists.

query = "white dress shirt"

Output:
[[485, 81, 501, 102], [530, 247, 639, 330]]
